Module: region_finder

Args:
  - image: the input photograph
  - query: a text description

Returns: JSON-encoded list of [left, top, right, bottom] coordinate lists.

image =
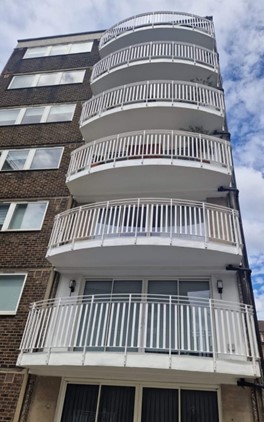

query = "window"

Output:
[[60, 383, 219, 422], [9, 70, 85, 89], [61, 384, 135, 422], [0, 108, 21, 125], [0, 147, 63, 171], [0, 202, 48, 231], [0, 104, 76, 126], [21, 107, 45, 124], [0, 274, 27, 315], [46, 104, 76, 122], [23, 41, 93, 59]]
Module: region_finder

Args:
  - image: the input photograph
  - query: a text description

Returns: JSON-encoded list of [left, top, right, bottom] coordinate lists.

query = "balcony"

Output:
[[18, 294, 259, 379], [91, 41, 219, 94], [99, 12, 215, 57], [46, 198, 242, 273], [67, 130, 232, 202], [80, 81, 225, 142]]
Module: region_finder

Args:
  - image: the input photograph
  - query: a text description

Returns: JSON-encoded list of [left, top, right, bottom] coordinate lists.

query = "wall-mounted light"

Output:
[[69, 279, 76, 293], [217, 279, 223, 295]]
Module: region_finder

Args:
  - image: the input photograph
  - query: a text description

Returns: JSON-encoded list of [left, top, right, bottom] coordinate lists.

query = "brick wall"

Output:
[[0, 33, 100, 420], [0, 373, 24, 422]]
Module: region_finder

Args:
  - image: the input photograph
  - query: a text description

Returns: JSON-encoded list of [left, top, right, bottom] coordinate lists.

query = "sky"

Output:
[[1, 0, 264, 316]]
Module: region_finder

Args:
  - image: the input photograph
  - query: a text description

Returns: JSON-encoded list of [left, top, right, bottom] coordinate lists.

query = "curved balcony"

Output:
[[46, 198, 242, 272], [67, 130, 232, 202], [99, 12, 215, 57], [80, 81, 225, 142], [18, 294, 259, 379], [91, 41, 219, 94]]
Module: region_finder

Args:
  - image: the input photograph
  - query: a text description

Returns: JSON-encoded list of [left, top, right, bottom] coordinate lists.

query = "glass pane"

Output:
[[0, 109, 20, 126], [10, 75, 35, 89], [0, 275, 25, 312], [84, 280, 112, 297], [61, 384, 99, 422], [21, 107, 45, 124], [60, 70, 85, 84], [0, 204, 10, 229], [24, 46, 48, 58], [179, 282, 211, 354], [147, 281, 178, 351], [30, 147, 62, 169], [113, 280, 142, 295], [2, 150, 29, 171], [148, 280, 178, 296], [70, 42, 93, 53], [47, 104, 75, 122], [181, 390, 219, 422], [179, 281, 209, 301], [141, 388, 178, 422], [8, 203, 47, 230], [38, 72, 59, 86], [50, 44, 69, 56], [98, 386, 135, 422]]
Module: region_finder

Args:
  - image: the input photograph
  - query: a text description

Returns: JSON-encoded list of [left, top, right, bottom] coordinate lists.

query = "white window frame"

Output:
[[23, 41, 93, 59], [8, 70, 86, 89], [0, 147, 64, 171], [0, 201, 49, 231], [0, 104, 76, 126], [0, 273, 27, 315]]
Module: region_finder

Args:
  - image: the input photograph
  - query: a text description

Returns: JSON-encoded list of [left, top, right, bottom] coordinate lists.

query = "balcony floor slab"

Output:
[[47, 241, 242, 274], [67, 159, 231, 203], [80, 105, 224, 143], [18, 351, 260, 383]]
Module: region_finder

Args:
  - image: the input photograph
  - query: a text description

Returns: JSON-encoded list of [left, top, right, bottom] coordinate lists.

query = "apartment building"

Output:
[[0, 11, 263, 422]]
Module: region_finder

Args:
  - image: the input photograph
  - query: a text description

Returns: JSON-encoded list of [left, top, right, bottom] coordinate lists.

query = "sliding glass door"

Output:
[[61, 384, 219, 422]]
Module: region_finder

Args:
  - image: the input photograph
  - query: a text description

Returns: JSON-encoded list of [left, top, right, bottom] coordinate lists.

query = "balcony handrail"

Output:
[[92, 41, 218, 82], [47, 198, 242, 251], [99, 12, 215, 49], [67, 130, 232, 178], [19, 293, 259, 363], [28, 294, 252, 311], [80, 80, 225, 126]]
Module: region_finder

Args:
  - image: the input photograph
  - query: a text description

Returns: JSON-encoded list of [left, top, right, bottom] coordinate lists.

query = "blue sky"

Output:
[[1, 0, 264, 316]]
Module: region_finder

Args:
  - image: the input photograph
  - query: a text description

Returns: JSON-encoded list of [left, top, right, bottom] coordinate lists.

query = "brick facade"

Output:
[[0, 32, 99, 420]]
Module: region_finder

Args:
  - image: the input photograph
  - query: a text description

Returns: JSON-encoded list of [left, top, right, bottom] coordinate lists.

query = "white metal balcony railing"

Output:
[[19, 294, 258, 366], [80, 81, 225, 125], [48, 198, 241, 252], [99, 12, 215, 49], [67, 130, 232, 178], [91, 41, 218, 82]]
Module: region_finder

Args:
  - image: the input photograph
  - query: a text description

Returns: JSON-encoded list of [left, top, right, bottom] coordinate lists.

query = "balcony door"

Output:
[[60, 383, 219, 422], [82, 279, 142, 350], [146, 280, 210, 354], [80, 279, 210, 354]]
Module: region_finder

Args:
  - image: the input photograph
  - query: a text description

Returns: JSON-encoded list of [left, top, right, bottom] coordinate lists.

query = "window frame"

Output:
[[23, 41, 94, 59], [0, 147, 64, 171], [8, 70, 86, 90], [55, 380, 221, 422], [0, 273, 27, 315], [0, 104, 76, 126], [0, 201, 49, 231]]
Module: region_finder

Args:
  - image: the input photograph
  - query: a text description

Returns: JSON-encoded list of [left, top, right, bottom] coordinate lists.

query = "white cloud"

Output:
[[254, 290, 264, 320]]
